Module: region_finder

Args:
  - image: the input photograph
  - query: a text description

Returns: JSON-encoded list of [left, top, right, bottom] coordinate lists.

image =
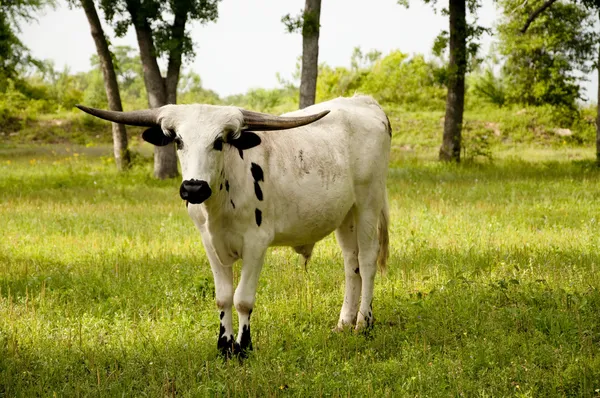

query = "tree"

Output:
[[498, 0, 596, 110], [439, 0, 467, 162], [79, 0, 130, 171], [282, 0, 322, 109], [100, 0, 220, 179], [507, 0, 598, 163], [0, 0, 53, 91]]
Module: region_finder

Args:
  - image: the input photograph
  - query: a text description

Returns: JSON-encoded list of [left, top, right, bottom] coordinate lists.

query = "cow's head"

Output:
[[76, 104, 329, 205]]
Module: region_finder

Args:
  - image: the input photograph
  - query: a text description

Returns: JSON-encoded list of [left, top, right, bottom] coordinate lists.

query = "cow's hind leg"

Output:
[[335, 207, 361, 330], [355, 202, 383, 330]]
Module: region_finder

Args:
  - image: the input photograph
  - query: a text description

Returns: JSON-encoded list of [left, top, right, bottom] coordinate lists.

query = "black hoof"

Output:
[[233, 341, 253, 359], [217, 331, 236, 359]]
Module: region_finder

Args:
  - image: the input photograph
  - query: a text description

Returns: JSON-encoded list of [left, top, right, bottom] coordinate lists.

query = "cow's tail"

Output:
[[377, 192, 390, 274]]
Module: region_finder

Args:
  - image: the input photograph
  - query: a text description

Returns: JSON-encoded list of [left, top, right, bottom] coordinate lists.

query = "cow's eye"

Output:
[[174, 137, 183, 150], [213, 137, 224, 151]]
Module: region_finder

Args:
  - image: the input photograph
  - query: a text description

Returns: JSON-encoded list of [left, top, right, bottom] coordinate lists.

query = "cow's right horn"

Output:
[[75, 105, 160, 127]]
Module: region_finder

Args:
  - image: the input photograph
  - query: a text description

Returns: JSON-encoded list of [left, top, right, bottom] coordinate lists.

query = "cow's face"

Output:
[[143, 105, 260, 205]]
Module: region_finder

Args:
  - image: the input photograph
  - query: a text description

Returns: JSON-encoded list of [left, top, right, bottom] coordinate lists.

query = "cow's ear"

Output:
[[142, 127, 173, 146], [229, 131, 261, 150]]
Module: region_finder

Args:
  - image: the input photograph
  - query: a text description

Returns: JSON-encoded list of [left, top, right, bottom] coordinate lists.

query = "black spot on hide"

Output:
[[251, 163, 264, 201], [255, 209, 262, 227], [220, 311, 224, 320], [225, 180, 230, 192], [250, 163, 264, 182], [238, 148, 244, 159], [254, 182, 263, 201], [354, 267, 360, 274], [230, 200, 235, 209], [230, 132, 261, 151], [220, 183, 223, 191]]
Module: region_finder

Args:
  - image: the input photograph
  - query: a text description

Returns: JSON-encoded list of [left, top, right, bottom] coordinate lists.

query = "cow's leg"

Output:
[[199, 233, 235, 357], [334, 207, 361, 330], [233, 248, 266, 357], [211, 262, 235, 357], [355, 204, 382, 331]]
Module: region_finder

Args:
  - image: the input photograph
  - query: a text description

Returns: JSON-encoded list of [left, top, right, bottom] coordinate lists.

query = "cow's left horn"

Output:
[[241, 109, 330, 131], [76, 105, 160, 127]]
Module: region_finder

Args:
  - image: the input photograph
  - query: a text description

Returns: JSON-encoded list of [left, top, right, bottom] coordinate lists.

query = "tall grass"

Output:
[[1, 145, 599, 396]]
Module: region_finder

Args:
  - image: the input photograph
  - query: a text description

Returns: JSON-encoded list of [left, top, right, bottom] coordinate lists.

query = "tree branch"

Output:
[[520, 0, 558, 34]]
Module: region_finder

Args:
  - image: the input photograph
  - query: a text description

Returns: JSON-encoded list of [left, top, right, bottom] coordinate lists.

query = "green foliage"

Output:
[[470, 67, 506, 107], [0, 146, 599, 395], [313, 50, 447, 111], [282, 9, 320, 36], [462, 121, 495, 162], [177, 71, 221, 105], [100, 0, 221, 62], [0, 0, 54, 90], [497, 0, 597, 110], [361, 52, 447, 110], [225, 87, 297, 114]]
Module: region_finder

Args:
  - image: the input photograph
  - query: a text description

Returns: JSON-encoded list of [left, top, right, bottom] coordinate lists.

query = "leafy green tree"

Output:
[[497, 0, 596, 111], [282, 0, 322, 109], [100, 0, 221, 179], [579, 1, 600, 164], [0, 0, 54, 91], [503, 0, 599, 162]]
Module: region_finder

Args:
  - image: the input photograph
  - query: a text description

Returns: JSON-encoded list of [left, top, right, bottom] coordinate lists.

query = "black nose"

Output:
[[180, 179, 212, 204]]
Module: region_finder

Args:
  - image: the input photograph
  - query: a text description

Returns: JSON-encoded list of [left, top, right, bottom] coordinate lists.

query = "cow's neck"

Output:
[[202, 146, 255, 224]]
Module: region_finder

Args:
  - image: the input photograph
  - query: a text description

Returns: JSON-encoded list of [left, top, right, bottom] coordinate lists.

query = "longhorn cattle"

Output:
[[77, 95, 391, 357]]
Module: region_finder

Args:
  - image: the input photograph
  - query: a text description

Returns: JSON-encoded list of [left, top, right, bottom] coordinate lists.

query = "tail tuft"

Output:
[[377, 193, 389, 274]]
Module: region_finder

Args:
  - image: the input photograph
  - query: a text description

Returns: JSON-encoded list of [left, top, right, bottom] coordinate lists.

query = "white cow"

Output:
[[77, 95, 391, 357]]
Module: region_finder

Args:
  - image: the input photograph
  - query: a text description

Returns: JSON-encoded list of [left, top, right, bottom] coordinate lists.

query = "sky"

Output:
[[19, 0, 597, 101]]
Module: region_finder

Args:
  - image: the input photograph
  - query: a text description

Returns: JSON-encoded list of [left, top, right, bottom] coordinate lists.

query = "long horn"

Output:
[[76, 105, 160, 127], [240, 109, 330, 131]]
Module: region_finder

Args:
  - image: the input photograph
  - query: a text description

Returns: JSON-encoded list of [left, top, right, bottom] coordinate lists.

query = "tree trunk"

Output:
[[126, 0, 178, 179], [299, 0, 321, 109], [80, 0, 130, 171], [597, 40, 600, 166], [165, 8, 188, 105], [439, 0, 467, 162]]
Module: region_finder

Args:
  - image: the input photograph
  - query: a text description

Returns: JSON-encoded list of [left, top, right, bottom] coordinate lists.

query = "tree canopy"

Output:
[[497, 0, 597, 110]]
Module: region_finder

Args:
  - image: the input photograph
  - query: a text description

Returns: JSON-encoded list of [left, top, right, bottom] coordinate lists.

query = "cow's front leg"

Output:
[[199, 231, 236, 358], [233, 248, 266, 358], [212, 262, 235, 357]]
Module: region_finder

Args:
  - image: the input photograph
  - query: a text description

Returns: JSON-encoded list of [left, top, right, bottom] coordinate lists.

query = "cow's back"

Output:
[[284, 95, 391, 186]]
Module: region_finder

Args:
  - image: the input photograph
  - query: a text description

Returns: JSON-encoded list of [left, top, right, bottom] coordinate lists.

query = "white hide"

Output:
[[159, 95, 391, 352]]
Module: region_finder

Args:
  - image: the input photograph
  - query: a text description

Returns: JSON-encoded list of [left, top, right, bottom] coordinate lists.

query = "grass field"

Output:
[[1, 143, 599, 396]]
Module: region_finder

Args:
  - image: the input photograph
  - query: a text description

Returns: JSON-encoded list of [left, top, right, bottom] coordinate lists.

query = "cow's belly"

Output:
[[269, 179, 355, 247]]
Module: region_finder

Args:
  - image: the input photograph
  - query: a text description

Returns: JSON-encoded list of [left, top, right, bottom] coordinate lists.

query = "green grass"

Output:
[[1, 144, 600, 396]]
